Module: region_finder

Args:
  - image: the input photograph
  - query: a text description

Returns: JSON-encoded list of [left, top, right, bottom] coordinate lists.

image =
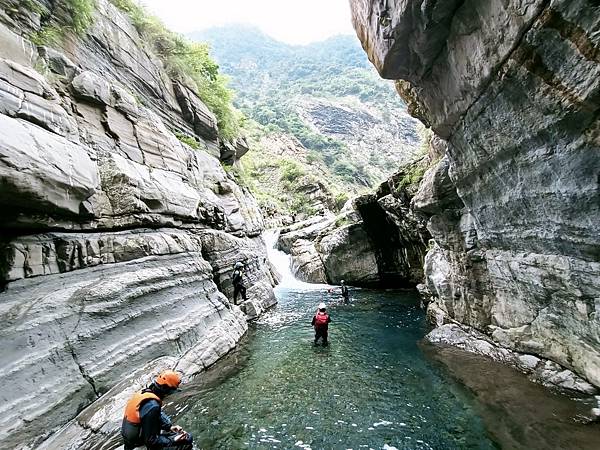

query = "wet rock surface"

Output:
[[0, 1, 275, 448], [351, 0, 600, 389], [422, 342, 600, 450], [426, 324, 597, 395]]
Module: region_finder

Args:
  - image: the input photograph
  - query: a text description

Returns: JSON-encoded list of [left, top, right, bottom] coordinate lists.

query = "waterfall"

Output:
[[263, 229, 330, 291]]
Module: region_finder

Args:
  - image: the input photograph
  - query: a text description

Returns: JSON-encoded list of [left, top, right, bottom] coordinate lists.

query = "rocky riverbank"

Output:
[[0, 1, 275, 448]]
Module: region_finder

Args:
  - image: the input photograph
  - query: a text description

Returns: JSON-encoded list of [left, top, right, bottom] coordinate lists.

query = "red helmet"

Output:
[[155, 370, 181, 389]]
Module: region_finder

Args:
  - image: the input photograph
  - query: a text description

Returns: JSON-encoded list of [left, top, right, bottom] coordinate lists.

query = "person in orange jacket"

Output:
[[121, 370, 192, 450]]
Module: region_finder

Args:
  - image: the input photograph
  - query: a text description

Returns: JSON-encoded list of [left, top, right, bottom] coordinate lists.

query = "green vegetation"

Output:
[[226, 126, 341, 217], [20, 0, 49, 17], [289, 194, 316, 216], [222, 163, 252, 189], [393, 127, 433, 191], [334, 192, 349, 210], [398, 165, 426, 190], [335, 215, 350, 228], [30, 0, 95, 45], [174, 132, 200, 150], [280, 159, 305, 182], [191, 26, 420, 199], [30, 26, 62, 46], [109, 0, 241, 140], [66, 0, 95, 34]]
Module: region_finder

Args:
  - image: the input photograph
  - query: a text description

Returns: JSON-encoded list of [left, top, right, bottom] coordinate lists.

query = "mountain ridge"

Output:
[[189, 25, 423, 220]]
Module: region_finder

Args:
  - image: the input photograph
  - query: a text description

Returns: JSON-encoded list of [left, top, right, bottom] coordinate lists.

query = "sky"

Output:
[[140, 0, 355, 45]]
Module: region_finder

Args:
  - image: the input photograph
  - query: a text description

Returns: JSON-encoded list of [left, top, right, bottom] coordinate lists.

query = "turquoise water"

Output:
[[176, 287, 499, 449]]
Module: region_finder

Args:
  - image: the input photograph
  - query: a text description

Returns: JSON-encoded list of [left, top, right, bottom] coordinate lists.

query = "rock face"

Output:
[[277, 163, 431, 287], [295, 95, 421, 185], [351, 0, 600, 388], [0, 1, 275, 448]]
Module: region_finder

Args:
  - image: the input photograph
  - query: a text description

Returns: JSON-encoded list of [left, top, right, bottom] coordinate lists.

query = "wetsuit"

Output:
[[122, 393, 193, 450], [312, 311, 331, 346], [341, 285, 349, 303], [232, 269, 247, 304]]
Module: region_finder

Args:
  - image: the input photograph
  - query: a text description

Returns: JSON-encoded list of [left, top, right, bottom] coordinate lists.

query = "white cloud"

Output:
[[138, 0, 355, 44]]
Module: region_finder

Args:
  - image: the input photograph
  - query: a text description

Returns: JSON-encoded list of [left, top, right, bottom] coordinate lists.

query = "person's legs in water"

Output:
[[315, 328, 327, 345]]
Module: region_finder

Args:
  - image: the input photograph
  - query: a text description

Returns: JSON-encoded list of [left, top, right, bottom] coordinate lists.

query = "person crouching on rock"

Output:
[[312, 302, 331, 346], [121, 370, 193, 450], [232, 261, 248, 304]]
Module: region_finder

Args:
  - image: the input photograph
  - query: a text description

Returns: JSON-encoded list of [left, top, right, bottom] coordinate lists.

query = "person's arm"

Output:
[[160, 411, 172, 431], [140, 401, 177, 447], [311, 315, 315, 326], [328, 316, 332, 323]]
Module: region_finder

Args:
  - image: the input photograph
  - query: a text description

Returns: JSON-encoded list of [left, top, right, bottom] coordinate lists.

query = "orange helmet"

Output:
[[154, 370, 182, 389]]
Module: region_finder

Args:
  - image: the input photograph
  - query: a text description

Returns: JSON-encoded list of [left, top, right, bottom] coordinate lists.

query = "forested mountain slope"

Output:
[[190, 26, 423, 219]]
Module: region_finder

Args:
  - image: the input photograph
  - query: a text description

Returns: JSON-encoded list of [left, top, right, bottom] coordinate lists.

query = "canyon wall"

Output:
[[0, 1, 275, 448], [350, 0, 600, 388]]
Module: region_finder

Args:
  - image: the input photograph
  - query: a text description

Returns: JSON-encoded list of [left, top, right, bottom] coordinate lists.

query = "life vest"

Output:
[[123, 391, 161, 424], [314, 312, 329, 328]]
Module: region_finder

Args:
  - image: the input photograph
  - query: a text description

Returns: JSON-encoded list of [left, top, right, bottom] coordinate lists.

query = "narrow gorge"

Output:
[[0, 1, 599, 449]]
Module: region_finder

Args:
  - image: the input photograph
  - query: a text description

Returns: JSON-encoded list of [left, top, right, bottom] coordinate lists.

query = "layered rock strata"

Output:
[[351, 0, 600, 388], [0, 1, 275, 448]]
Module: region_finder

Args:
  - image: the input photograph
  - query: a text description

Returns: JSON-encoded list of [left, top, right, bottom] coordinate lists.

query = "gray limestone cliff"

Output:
[[350, 0, 600, 390], [0, 1, 276, 448]]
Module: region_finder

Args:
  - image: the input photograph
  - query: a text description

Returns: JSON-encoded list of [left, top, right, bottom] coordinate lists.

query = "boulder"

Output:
[[289, 238, 328, 283], [0, 114, 99, 222], [173, 81, 218, 140], [317, 222, 379, 285]]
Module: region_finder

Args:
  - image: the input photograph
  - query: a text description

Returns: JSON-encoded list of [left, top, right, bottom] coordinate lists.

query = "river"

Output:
[[161, 235, 599, 450]]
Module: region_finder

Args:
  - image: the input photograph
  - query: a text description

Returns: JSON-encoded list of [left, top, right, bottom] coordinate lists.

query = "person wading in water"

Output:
[[232, 261, 247, 304], [121, 370, 193, 450], [341, 280, 349, 303], [312, 302, 331, 346]]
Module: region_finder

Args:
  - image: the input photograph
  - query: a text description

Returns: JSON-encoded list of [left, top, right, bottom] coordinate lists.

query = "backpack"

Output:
[[314, 312, 329, 328]]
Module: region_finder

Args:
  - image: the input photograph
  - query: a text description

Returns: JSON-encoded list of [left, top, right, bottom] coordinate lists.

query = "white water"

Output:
[[263, 229, 331, 291]]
